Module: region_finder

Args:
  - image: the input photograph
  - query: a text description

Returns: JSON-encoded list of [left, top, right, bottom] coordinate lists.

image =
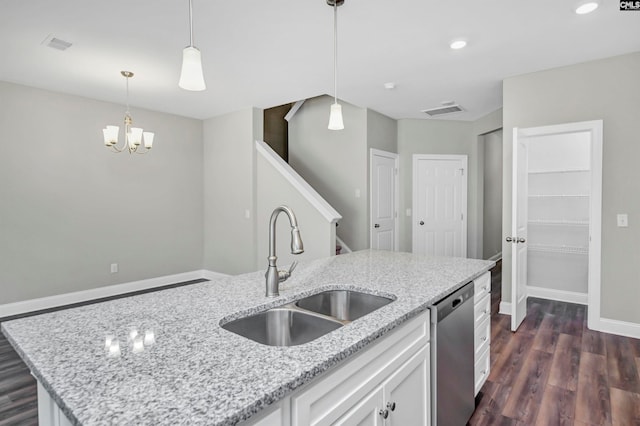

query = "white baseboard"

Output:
[[592, 317, 640, 340], [499, 301, 511, 315], [526, 286, 587, 305], [0, 269, 227, 319]]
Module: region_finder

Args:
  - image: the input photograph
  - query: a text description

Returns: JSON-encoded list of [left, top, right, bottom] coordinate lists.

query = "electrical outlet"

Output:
[[617, 214, 628, 227], [110, 263, 118, 273]]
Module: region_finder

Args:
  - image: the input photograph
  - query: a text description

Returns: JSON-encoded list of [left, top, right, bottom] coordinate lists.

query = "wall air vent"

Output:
[[42, 35, 72, 51], [421, 104, 464, 117]]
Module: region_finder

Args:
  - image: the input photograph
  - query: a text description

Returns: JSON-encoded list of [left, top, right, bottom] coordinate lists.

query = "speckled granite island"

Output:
[[2, 250, 494, 425]]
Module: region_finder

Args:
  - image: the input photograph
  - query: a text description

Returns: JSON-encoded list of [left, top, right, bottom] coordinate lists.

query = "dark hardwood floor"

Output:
[[0, 333, 37, 425], [470, 262, 640, 426], [1, 262, 639, 425]]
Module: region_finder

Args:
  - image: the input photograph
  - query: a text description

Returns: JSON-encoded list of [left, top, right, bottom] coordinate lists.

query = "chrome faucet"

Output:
[[265, 205, 304, 297]]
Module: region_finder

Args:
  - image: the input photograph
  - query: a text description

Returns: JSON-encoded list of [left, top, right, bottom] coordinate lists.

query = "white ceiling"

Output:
[[1, 0, 639, 121]]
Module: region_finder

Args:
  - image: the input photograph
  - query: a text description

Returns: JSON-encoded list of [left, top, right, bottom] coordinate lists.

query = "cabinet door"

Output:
[[334, 387, 385, 426], [384, 345, 430, 426]]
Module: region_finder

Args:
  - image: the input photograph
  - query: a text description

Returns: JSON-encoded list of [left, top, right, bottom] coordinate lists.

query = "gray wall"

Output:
[[0, 81, 203, 304], [397, 119, 479, 255], [483, 129, 503, 259], [502, 52, 640, 324], [289, 96, 369, 251], [256, 152, 335, 271], [203, 108, 262, 275]]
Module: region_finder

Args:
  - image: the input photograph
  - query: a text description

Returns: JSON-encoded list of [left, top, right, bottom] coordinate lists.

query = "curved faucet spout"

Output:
[[266, 205, 304, 297]]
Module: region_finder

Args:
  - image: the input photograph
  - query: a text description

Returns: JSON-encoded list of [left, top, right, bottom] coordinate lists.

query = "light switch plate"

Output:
[[617, 214, 628, 227]]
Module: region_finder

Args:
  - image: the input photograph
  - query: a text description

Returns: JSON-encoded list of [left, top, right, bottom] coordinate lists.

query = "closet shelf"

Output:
[[528, 169, 590, 175], [528, 194, 589, 198], [528, 220, 589, 226], [528, 244, 588, 255]]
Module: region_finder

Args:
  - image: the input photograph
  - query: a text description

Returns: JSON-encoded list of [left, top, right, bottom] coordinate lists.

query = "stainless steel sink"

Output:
[[221, 290, 394, 346], [295, 290, 393, 321], [221, 307, 342, 346]]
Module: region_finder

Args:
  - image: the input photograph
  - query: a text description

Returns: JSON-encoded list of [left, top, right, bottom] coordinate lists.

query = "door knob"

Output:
[[517, 237, 526, 243], [387, 401, 396, 411], [419, 220, 424, 225], [506, 236, 514, 242], [374, 223, 380, 228], [379, 409, 389, 419]]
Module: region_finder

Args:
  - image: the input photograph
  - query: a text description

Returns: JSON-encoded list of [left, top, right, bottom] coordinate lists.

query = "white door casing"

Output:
[[412, 155, 468, 257], [510, 132, 529, 331], [510, 120, 602, 331], [370, 149, 398, 251]]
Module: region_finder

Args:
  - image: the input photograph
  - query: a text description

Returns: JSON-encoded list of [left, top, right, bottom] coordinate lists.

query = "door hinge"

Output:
[[459, 168, 465, 176], [461, 213, 464, 221]]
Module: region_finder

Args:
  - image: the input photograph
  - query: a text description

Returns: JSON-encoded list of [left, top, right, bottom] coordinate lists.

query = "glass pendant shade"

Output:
[[179, 46, 206, 91], [328, 103, 344, 130], [103, 125, 119, 146], [143, 132, 154, 148]]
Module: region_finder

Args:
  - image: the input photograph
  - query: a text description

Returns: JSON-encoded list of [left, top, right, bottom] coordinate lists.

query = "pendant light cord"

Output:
[[189, 0, 194, 47], [125, 75, 130, 115], [333, 2, 338, 105]]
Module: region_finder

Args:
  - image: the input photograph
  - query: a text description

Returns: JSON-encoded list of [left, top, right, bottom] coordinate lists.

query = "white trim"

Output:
[[594, 317, 640, 340], [284, 100, 305, 122], [499, 301, 511, 315], [336, 236, 353, 253], [255, 140, 342, 224], [369, 149, 399, 251], [0, 270, 228, 318], [526, 286, 587, 305], [412, 154, 468, 257], [511, 120, 602, 330]]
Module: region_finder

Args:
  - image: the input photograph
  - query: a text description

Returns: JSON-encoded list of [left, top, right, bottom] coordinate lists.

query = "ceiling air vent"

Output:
[[42, 35, 73, 51], [421, 103, 464, 117]]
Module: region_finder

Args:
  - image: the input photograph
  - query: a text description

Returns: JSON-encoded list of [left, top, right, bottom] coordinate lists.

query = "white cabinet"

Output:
[[473, 271, 491, 395], [290, 310, 430, 426], [335, 345, 430, 426]]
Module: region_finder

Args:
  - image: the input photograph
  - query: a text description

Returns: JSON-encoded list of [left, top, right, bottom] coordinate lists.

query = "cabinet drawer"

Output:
[[474, 345, 490, 396], [474, 315, 490, 360], [473, 272, 491, 303], [473, 293, 491, 328]]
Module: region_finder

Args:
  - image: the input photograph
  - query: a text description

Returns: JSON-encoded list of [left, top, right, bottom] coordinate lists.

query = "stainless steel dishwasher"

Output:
[[430, 282, 475, 426]]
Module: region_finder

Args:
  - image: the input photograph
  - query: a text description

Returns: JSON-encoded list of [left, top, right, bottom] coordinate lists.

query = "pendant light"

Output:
[[179, 0, 206, 91], [327, 0, 344, 130]]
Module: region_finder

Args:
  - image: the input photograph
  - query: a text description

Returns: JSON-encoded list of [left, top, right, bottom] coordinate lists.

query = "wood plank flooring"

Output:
[[0, 333, 36, 425], [1, 263, 639, 425], [470, 265, 640, 426]]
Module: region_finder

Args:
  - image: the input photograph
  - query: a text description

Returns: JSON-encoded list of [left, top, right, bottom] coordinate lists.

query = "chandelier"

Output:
[[102, 71, 154, 154]]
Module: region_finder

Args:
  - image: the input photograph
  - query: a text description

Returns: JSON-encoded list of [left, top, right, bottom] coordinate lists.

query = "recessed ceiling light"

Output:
[[576, 2, 598, 14], [384, 82, 396, 90], [450, 40, 467, 50]]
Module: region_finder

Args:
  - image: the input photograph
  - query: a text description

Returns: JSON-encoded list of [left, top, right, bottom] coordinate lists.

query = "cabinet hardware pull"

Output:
[[482, 336, 487, 341], [387, 402, 396, 411], [419, 220, 425, 225], [379, 409, 389, 419]]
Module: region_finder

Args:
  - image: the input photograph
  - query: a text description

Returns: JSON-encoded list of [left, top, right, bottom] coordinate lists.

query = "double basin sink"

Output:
[[221, 290, 394, 347]]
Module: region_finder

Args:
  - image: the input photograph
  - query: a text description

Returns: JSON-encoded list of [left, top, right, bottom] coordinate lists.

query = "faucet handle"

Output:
[[278, 261, 298, 282]]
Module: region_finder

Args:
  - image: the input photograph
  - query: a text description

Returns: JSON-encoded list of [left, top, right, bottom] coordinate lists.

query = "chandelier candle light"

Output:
[[178, 0, 206, 91], [102, 71, 154, 154], [327, 0, 344, 130]]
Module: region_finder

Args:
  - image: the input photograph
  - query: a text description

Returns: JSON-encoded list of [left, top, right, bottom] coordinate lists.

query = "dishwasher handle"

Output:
[[451, 296, 464, 309], [432, 282, 474, 322]]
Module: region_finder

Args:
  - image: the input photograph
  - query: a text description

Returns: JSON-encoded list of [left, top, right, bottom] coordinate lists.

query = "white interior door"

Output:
[[412, 155, 467, 257], [370, 149, 398, 251], [510, 130, 529, 331]]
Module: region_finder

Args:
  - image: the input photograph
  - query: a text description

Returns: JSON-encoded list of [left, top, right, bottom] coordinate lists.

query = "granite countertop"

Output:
[[1, 250, 494, 426]]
